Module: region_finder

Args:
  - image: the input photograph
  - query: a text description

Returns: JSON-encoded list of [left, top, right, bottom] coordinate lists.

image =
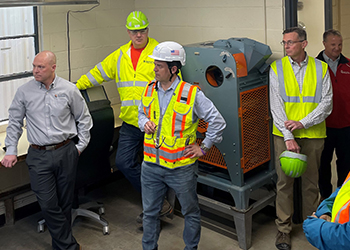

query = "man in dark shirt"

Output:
[[317, 29, 350, 201]]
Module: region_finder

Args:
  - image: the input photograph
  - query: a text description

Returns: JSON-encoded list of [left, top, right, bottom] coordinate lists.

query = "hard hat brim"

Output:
[[279, 150, 307, 162], [126, 24, 149, 30], [148, 55, 186, 66]]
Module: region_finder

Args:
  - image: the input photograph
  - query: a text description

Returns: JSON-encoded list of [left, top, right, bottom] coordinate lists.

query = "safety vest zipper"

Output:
[[156, 113, 164, 165]]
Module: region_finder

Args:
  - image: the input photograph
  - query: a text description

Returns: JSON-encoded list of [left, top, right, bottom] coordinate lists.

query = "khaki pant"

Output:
[[274, 136, 324, 233]]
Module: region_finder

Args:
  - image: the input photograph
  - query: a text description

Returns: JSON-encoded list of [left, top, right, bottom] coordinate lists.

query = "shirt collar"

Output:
[[288, 52, 308, 67], [157, 76, 181, 92], [322, 51, 340, 63], [36, 74, 57, 89]]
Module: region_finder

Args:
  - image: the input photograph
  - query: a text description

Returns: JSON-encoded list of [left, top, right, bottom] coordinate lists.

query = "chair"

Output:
[[38, 85, 114, 235]]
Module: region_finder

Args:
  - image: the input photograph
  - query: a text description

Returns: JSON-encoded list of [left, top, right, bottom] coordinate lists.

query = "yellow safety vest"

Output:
[[141, 81, 199, 169], [270, 56, 328, 138], [331, 172, 350, 224], [76, 37, 159, 128]]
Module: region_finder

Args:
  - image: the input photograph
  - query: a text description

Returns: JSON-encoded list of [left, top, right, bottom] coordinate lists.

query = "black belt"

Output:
[[31, 139, 71, 151]]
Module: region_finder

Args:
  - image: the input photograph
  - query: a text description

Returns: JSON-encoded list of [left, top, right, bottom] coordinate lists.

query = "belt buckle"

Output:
[[45, 145, 56, 150]]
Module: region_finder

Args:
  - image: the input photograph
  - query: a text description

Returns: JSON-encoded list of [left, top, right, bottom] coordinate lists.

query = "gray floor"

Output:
[[0, 175, 317, 250]]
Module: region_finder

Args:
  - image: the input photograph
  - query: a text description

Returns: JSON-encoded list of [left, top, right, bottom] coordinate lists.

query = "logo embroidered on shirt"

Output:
[[340, 70, 350, 74]]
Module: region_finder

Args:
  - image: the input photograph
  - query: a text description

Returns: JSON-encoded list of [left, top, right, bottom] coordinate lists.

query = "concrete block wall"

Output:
[[333, 0, 340, 31], [41, 0, 135, 105], [331, 0, 350, 57], [339, 0, 350, 56], [297, 0, 325, 58], [137, 0, 285, 62], [40, 0, 285, 105]]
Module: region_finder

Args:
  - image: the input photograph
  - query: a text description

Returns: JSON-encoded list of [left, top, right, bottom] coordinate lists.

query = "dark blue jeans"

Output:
[[115, 122, 144, 193], [141, 161, 201, 250]]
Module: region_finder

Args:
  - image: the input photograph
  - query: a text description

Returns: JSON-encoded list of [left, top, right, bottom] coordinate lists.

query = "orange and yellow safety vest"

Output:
[[332, 172, 350, 223], [141, 80, 199, 169]]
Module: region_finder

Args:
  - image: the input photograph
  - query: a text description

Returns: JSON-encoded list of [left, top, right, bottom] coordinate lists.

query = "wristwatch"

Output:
[[200, 143, 210, 153]]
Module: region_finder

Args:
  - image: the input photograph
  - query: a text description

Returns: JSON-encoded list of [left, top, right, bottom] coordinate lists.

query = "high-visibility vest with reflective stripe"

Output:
[[141, 81, 199, 169], [271, 56, 328, 138], [331, 172, 350, 224], [76, 37, 159, 128]]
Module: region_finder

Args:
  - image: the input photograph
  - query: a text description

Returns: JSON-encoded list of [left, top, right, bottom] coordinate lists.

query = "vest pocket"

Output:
[[173, 102, 192, 125], [141, 96, 154, 117], [142, 96, 154, 108], [144, 133, 154, 142], [163, 136, 177, 147]]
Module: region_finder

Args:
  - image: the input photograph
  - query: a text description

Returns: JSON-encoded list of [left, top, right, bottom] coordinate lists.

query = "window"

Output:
[[0, 6, 38, 122]]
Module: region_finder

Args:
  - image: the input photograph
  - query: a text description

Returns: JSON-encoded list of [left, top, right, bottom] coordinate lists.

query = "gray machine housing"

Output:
[[182, 38, 276, 250]]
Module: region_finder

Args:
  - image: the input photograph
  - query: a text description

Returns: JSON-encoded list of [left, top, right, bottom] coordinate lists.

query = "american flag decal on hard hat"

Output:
[[171, 50, 179, 55]]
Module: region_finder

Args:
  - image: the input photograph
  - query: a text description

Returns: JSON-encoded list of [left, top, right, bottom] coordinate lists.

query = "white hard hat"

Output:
[[149, 41, 186, 66]]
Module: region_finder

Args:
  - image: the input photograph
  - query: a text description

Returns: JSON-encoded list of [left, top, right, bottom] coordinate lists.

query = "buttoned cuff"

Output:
[[282, 129, 294, 141], [201, 138, 213, 149], [5, 146, 17, 156], [299, 118, 309, 129]]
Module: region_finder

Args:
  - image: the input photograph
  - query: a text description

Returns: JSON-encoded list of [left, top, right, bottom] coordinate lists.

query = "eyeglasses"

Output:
[[280, 40, 305, 46], [129, 28, 148, 35]]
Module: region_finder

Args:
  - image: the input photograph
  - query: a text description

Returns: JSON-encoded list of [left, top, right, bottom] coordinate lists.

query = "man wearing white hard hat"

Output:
[[138, 41, 226, 250], [269, 27, 332, 250]]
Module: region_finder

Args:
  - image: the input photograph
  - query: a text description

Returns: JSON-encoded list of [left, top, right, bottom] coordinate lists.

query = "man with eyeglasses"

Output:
[[76, 11, 172, 225], [316, 30, 350, 204], [269, 27, 333, 250]]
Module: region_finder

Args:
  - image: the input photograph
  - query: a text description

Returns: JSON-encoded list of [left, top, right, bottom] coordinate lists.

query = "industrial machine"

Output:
[[182, 38, 276, 250]]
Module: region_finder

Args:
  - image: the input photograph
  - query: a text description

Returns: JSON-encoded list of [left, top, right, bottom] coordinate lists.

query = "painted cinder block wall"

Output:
[[41, 0, 284, 105], [38, 0, 350, 105]]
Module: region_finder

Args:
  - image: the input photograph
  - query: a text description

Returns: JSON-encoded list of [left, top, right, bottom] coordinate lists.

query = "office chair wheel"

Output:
[[99, 207, 105, 215], [37, 223, 45, 233], [102, 225, 109, 235]]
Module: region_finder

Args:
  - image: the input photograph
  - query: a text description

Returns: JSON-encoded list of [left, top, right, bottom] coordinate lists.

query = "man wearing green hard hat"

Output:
[[76, 11, 172, 226], [269, 27, 333, 250]]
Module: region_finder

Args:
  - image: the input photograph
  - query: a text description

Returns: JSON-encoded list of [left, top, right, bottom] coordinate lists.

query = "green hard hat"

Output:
[[126, 11, 149, 30], [279, 151, 307, 178]]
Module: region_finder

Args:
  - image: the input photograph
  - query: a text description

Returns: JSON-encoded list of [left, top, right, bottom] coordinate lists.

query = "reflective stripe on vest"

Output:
[[332, 172, 350, 224], [143, 141, 190, 162], [275, 58, 323, 103], [142, 81, 156, 119], [271, 56, 328, 138], [117, 80, 148, 88], [85, 62, 113, 87], [117, 50, 123, 83], [86, 72, 100, 86], [173, 82, 196, 138], [97, 62, 112, 82], [121, 99, 141, 107], [141, 81, 199, 169]]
